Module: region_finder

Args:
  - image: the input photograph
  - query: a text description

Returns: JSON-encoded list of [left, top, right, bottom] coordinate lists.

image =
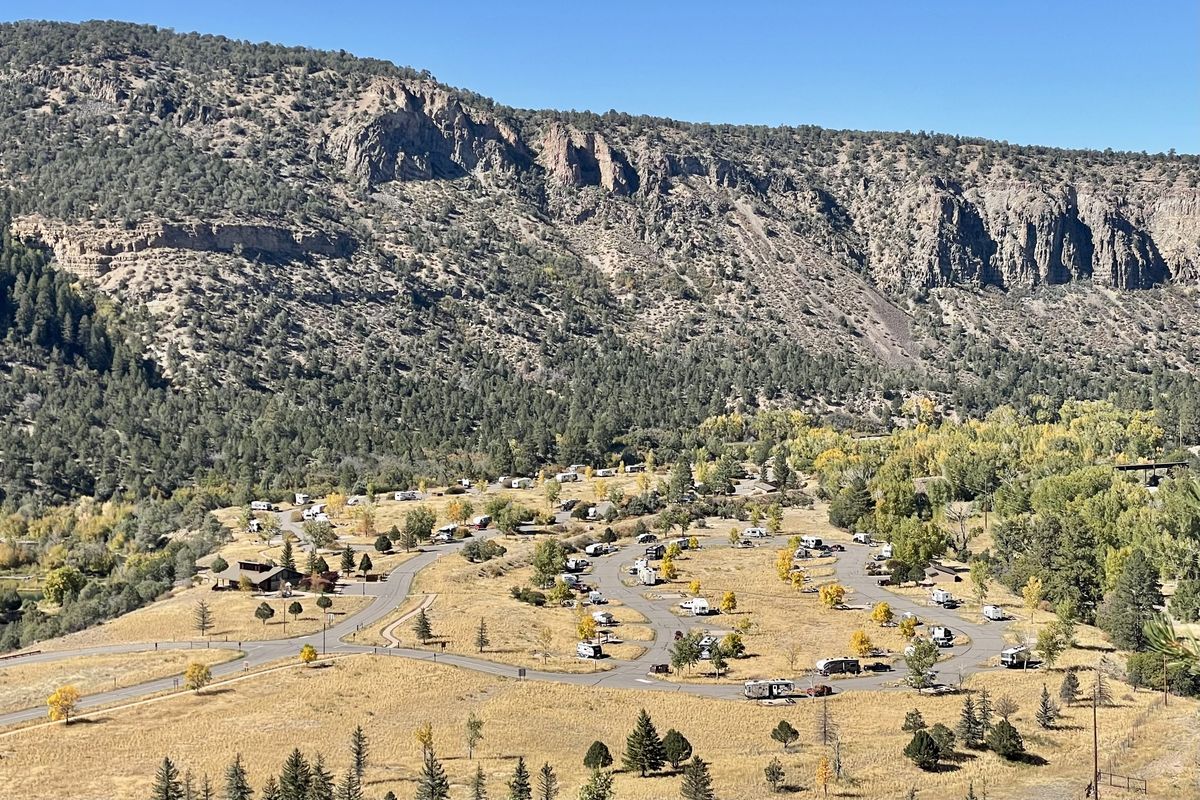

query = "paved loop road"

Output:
[[0, 525, 1013, 727]]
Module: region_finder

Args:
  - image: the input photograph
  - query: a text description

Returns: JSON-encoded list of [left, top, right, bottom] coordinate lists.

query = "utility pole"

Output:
[[1093, 685, 1100, 800], [1163, 653, 1169, 707]]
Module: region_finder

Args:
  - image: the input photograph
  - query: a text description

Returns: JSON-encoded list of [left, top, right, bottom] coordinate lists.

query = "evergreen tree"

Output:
[[583, 741, 613, 770], [535, 762, 559, 800], [223, 755, 253, 800], [903, 730, 940, 771], [357, 553, 372, 574], [415, 747, 450, 800], [578, 770, 614, 800], [280, 748, 311, 800], [1059, 671, 1080, 706], [194, 599, 214, 637], [307, 754, 334, 800], [339, 546, 355, 575], [928, 723, 956, 758], [663, 729, 693, 770], [350, 725, 368, 782], [476, 618, 491, 653], [764, 757, 785, 793], [414, 608, 433, 643], [469, 765, 487, 800], [261, 778, 282, 800], [508, 756, 532, 800], [985, 719, 1025, 760], [902, 708, 926, 732], [1097, 550, 1163, 650], [334, 770, 362, 800], [1036, 684, 1057, 729], [680, 755, 715, 800], [976, 688, 993, 734], [623, 709, 666, 777], [956, 695, 982, 748], [151, 756, 184, 800], [281, 538, 295, 572], [771, 720, 799, 751]]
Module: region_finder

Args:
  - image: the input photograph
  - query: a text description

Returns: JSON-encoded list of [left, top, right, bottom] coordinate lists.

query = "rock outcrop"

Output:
[[12, 216, 354, 278], [539, 123, 638, 195]]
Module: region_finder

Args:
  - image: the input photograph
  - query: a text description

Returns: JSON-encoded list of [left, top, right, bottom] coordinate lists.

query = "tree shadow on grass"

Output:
[[197, 687, 235, 697], [1011, 752, 1049, 766]]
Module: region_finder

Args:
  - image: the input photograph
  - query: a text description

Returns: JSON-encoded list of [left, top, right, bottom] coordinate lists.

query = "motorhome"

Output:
[[251, 500, 274, 512], [931, 626, 955, 647], [879, 543, 894, 559], [800, 536, 823, 549], [1000, 646, 1031, 668], [635, 533, 658, 544], [852, 532, 872, 545], [743, 527, 768, 539], [587, 590, 607, 605], [595, 468, 617, 477], [565, 557, 590, 573], [815, 657, 862, 676], [584, 543, 609, 557], [743, 679, 795, 700], [576, 641, 603, 659], [629, 557, 648, 575], [982, 605, 1005, 622], [678, 598, 711, 616], [931, 588, 955, 606], [555, 472, 579, 483], [294, 493, 310, 506]]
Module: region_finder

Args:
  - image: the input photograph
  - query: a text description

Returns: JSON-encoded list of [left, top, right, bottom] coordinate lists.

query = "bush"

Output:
[[985, 719, 1025, 760], [903, 730, 940, 771], [510, 586, 547, 606]]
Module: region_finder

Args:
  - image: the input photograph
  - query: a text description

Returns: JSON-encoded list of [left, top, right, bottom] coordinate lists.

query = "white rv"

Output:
[[294, 493, 310, 506], [636, 566, 658, 586], [982, 605, 1005, 622], [587, 590, 607, 605], [576, 641, 603, 659], [879, 543, 894, 559], [472, 514, 491, 530], [251, 500, 273, 512], [559, 573, 582, 588], [555, 472, 579, 483], [591, 610, 615, 625], [930, 588, 955, 606], [394, 490, 420, 501], [678, 598, 711, 616], [852, 532, 872, 544], [800, 536, 823, 549], [511, 477, 533, 489], [1000, 646, 1031, 668], [743, 527, 769, 539], [584, 543, 609, 557], [930, 626, 955, 647]]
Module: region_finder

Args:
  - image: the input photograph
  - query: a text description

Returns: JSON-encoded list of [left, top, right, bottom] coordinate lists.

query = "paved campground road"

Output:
[[0, 525, 1015, 727]]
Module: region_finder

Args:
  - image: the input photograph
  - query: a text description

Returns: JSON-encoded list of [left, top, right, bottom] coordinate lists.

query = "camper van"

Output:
[[294, 493, 310, 506], [800, 536, 823, 549], [678, 598, 711, 616], [472, 515, 491, 530], [982, 605, 1005, 622], [576, 641, 603, 659], [251, 500, 274, 512], [815, 657, 862, 676], [931, 588, 955, 606], [1000, 646, 1031, 668], [743, 679, 795, 700], [743, 527, 769, 539]]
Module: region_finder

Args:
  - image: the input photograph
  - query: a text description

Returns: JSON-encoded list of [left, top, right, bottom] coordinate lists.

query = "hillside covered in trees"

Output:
[[1, 21, 1200, 512]]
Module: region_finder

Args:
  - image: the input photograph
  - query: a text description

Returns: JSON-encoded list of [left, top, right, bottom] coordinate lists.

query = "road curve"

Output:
[[0, 523, 1014, 726]]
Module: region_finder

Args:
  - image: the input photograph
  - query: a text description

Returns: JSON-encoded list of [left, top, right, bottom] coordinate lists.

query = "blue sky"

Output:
[[4, 0, 1197, 153]]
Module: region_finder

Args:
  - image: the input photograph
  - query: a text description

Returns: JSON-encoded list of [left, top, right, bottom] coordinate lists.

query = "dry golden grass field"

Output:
[[0, 648, 238, 715], [0, 655, 1193, 800], [348, 536, 653, 672], [32, 583, 370, 651]]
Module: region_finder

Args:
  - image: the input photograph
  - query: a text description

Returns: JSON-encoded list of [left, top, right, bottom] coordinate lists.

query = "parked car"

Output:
[[864, 662, 893, 672], [828, 544, 846, 552], [804, 684, 834, 697], [649, 663, 670, 674]]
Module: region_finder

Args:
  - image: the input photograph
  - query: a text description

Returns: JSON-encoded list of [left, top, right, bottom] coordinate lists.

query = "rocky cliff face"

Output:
[[11, 216, 354, 278]]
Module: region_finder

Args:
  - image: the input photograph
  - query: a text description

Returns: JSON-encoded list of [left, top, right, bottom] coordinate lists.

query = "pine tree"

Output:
[[771, 720, 799, 751], [415, 746, 450, 800], [1059, 671, 1080, 707], [469, 765, 487, 800], [965, 782, 979, 800], [340, 546, 355, 575], [476, 618, 491, 653], [535, 762, 559, 800], [578, 770, 614, 800], [280, 748, 311, 800], [680, 756, 715, 800], [663, 729, 692, 770], [903, 730, 941, 771], [194, 599, 214, 637], [507, 756, 532, 800], [956, 695, 982, 748], [1036, 684, 1057, 729], [414, 608, 433, 643], [986, 719, 1025, 760], [151, 756, 184, 800], [307, 754, 334, 800], [349, 725, 368, 782], [223, 754, 253, 800], [281, 538, 295, 571], [262, 777, 283, 800], [583, 741, 613, 770], [466, 712, 485, 759], [623, 709, 666, 777], [902, 708, 926, 732], [976, 688, 993, 734], [1093, 667, 1114, 707], [335, 769, 362, 800], [764, 757, 785, 793]]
